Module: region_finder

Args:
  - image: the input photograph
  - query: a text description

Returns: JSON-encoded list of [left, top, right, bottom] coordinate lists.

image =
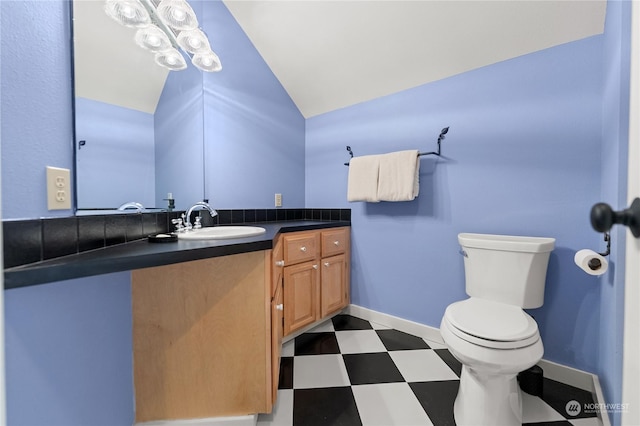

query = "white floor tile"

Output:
[[281, 339, 295, 357], [293, 354, 350, 389], [389, 349, 459, 382], [257, 389, 293, 426], [521, 391, 566, 423], [335, 330, 387, 354], [352, 382, 434, 426]]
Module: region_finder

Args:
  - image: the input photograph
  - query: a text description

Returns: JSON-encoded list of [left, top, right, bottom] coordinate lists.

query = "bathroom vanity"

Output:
[[280, 227, 350, 335], [4, 217, 350, 423], [131, 226, 350, 422]]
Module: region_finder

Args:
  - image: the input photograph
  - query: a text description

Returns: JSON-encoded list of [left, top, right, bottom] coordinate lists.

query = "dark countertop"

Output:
[[4, 221, 350, 290]]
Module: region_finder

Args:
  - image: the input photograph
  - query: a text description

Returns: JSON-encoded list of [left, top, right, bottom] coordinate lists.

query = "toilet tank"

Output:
[[458, 233, 555, 309]]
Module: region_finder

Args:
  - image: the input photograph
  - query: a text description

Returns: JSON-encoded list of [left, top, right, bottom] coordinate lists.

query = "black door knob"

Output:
[[590, 198, 640, 238]]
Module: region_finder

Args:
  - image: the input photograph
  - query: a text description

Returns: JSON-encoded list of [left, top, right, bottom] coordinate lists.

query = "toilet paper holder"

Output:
[[588, 232, 610, 271], [590, 198, 640, 238]]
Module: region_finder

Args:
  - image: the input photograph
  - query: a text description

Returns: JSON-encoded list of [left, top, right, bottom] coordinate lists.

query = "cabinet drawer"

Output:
[[284, 232, 318, 265], [321, 228, 349, 257]]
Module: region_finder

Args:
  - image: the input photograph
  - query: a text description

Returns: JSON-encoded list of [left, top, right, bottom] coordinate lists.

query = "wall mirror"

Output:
[[73, 0, 204, 213]]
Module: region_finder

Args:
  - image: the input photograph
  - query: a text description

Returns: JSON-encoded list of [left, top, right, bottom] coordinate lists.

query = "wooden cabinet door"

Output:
[[270, 280, 284, 405], [132, 253, 270, 421], [321, 254, 347, 317], [283, 261, 319, 335]]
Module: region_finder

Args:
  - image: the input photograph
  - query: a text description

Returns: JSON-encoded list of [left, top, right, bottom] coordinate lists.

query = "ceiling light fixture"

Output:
[[104, 0, 222, 72]]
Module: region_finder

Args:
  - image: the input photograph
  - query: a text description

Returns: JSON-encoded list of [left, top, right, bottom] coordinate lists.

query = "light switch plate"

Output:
[[275, 193, 282, 207], [46, 166, 71, 210]]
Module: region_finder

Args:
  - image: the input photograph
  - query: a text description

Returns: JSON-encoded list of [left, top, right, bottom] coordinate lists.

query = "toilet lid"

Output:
[[445, 298, 539, 344]]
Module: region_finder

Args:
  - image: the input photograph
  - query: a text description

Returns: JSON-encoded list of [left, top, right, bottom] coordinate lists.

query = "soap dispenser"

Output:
[[164, 193, 175, 211]]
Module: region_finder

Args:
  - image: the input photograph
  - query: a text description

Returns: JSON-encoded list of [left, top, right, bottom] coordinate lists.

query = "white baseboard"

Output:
[[135, 414, 257, 426], [346, 303, 607, 422], [346, 304, 445, 345]]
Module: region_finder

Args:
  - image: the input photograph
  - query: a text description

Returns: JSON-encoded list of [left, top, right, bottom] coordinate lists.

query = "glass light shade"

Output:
[[155, 48, 188, 71], [157, 0, 198, 31], [177, 28, 210, 54], [135, 25, 172, 52], [104, 0, 151, 28], [192, 50, 222, 72]]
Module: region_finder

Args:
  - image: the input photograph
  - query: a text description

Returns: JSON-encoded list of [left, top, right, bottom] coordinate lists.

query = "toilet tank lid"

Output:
[[458, 233, 555, 253]]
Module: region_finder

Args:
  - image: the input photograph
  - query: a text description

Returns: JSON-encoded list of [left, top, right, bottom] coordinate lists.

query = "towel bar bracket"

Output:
[[344, 126, 449, 166], [343, 146, 354, 166]]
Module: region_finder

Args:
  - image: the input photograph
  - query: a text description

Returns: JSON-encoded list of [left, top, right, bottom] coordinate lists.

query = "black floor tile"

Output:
[[293, 387, 362, 426], [434, 348, 462, 377], [409, 380, 459, 426], [541, 377, 599, 419], [342, 352, 404, 385], [376, 328, 431, 351], [278, 357, 293, 389], [265, 320, 601, 426], [295, 332, 340, 356], [331, 314, 373, 331]]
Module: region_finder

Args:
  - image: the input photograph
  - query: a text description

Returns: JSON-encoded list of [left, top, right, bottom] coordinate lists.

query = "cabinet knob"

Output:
[[300, 246, 307, 252], [275, 260, 285, 267], [334, 241, 340, 246], [324, 262, 330, 267], [312, 264, 318, 269], [276, 304, 283, 311]]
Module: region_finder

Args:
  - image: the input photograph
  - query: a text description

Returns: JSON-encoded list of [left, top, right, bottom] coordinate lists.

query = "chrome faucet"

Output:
[[185, 201, 218, 230], [117, 201, 145, 212]]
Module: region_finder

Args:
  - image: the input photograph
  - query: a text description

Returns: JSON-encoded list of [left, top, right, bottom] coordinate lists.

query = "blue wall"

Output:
[[201, 1, 306, 209], [153, 1, 306, 210], [1, 2, 137, 423], [5, 272, 134, 426], [0, 0, 74, 220], [76, 98, 156, 209], [306, 35, 605, 373]]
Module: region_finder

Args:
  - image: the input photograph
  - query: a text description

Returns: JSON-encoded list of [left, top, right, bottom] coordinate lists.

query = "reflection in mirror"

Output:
[[73, 0, 204, 213]]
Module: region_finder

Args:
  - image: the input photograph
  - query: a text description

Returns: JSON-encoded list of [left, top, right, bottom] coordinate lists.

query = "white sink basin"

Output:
[[177, 226, 267, 240]]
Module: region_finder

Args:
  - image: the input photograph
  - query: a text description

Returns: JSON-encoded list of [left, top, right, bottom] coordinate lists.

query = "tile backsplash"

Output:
[[3, 208, 351, 269]]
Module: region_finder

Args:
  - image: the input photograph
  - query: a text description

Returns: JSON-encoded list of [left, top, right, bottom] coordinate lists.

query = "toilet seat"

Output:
[[444, 298, 539, 349]]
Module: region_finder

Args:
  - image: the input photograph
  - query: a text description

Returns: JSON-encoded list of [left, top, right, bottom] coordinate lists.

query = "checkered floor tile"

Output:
[[257, 314, 603, 426]]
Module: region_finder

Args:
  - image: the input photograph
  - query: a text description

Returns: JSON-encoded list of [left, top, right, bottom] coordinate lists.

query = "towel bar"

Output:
[[344, 127, 449, 166]]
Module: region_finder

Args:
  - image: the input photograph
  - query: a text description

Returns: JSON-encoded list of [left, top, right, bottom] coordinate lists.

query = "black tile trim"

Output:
[[3, 220, 43, 268], [3, 209, 351, 269], [42, 217, 79, 260]]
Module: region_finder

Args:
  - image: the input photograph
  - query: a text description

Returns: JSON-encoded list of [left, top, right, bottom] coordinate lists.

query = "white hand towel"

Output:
[[377, 150, 420, 201], [347, 154, 381, 202]]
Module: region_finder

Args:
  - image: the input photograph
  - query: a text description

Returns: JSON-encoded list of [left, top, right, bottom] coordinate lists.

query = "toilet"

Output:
[[440, 232, 555, 426]]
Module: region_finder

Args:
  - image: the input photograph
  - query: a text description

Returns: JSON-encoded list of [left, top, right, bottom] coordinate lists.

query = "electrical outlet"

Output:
[[275, 193, 282, 207], [47, 166, 71, 210]]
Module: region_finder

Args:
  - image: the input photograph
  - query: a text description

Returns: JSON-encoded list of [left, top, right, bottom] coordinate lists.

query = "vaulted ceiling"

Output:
[[224, 0, 607, 118], [74, 0, 607, 117]]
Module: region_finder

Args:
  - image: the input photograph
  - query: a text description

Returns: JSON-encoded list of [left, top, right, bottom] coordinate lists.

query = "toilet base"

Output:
[[454, 365, 523, 426]]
